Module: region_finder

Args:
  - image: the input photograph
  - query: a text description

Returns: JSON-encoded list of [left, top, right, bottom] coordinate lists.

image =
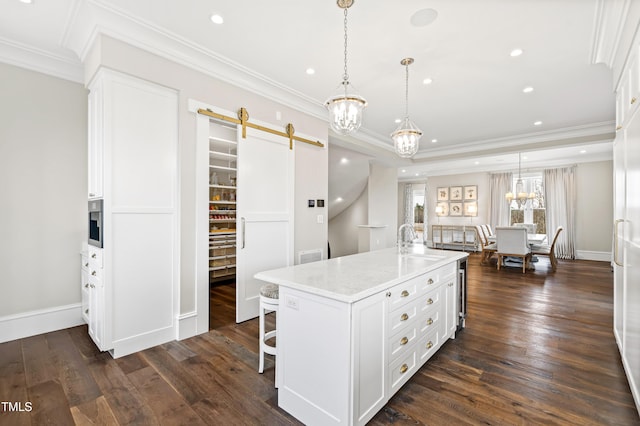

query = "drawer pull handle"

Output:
[[400, 313, 409, 321], [448, 282, 454, 287], [427, 278, 434, 285], [90, 284, 95, 289], [84, 262, 89, 267], [91, 271, 97, 276], [426, 341, 433, 349], [427, 318, 433, 325], [401, 290, 409, 297], [632, 97, 637, 105], [91, 253, 97, 259], [400, 364, 408, 374], [426, 298, 433, 305], [616, 125, 623, 131], [400, 337, 409, 345], [85, 309, 89, 314], [386, 291, 391, 297], [84, 283, 89, 288]]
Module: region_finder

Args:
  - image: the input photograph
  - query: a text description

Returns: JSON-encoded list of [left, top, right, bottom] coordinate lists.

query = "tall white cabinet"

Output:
[[613, 27, 640, 414], [85, 68, 179, 358]]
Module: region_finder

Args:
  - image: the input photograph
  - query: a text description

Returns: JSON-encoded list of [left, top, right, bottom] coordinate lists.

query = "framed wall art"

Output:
[[449, 202, 463, 216], [464, 201, 478, 216], [464, 185, 477, 200], [450, 186, 463, 201], [436, 201, 449, 216], [437, 187, 449, 201]]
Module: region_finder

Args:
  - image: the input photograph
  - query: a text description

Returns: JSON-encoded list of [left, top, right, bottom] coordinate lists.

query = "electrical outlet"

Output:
[[285, 295, 299, 310]]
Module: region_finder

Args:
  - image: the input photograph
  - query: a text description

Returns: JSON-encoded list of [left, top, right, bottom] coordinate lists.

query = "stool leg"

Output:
[[258, 303, 265, 374]]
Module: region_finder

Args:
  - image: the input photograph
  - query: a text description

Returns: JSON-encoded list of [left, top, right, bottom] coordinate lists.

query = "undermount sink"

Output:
[[403, 254, 446, 262]]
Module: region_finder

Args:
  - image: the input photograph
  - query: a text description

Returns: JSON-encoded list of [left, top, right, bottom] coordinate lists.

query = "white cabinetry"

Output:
[[613, 36, 640, 414], [84, 69, 178, 358], [277, 261, 458, 426]]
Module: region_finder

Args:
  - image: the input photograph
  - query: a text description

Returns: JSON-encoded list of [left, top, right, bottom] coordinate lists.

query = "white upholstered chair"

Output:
[[495, 226, 532, 273], [513, 223, 537, 234]]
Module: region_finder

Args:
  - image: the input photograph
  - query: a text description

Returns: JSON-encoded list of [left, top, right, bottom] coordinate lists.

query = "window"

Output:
[[509, 174, 545, 233]]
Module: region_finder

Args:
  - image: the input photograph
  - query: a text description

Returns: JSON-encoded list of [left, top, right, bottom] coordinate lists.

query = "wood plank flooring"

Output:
[[1, 253, 638, 425]]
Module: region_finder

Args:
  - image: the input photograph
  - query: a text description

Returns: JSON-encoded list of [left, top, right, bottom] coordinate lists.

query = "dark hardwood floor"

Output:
[[1, 253, 638, 425]]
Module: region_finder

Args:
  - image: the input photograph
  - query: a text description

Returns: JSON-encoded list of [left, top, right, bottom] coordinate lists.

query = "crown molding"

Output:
[[590, 0, 630, 69], [0, 36, 83, 83]]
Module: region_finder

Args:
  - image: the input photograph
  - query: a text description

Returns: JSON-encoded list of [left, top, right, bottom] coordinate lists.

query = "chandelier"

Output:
[[325, 0, 367, 135], [391, 58, 422, 158], [505, 153, 535, 208]]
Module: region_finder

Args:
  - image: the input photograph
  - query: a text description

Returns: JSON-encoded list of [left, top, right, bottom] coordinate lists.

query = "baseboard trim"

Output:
[[575, 250, 611, 262], [0, 303, 84, 344], [177, 311, 199, 341]]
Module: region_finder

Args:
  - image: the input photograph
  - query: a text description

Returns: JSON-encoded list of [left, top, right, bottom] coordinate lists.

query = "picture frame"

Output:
[[464, 201, 478, 217], [450, 186, 463, 201], [437, 187, 449, 201], [464, 185, 478, 201], [436, 202, 449, 216], [449, 202, 463, 216]]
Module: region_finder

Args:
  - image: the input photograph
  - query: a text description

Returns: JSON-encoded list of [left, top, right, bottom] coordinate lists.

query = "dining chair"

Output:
[[514, 223, 537, 234], [531, 226, 563, 271], [475, 225, 497, 264], [495, 226, 531, 273]]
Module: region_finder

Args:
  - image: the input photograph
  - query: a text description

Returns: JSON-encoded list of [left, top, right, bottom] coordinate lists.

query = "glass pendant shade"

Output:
[[391, 117, 422, 158], [325, 81, 367, 135]]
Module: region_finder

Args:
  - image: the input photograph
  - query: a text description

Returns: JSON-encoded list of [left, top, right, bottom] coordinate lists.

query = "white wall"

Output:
[[86, 35, 328, 315], [0, 62, 87, 316], [368, 163, 398, 248], [576, 160, 613, 256], [328, 186, 367, 258]]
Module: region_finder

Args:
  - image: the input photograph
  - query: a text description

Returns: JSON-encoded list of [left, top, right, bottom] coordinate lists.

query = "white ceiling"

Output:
[[1, 0, 616, 217]]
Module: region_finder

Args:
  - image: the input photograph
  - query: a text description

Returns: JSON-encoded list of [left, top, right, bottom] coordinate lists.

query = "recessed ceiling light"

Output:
[[474, 161, 480, 165], [580, 149, 587, 154], [336, 197, 343, 202], [431, 139, 437, 143], [306, 68, 315, 75], [410, 8, 438, 27], [534, 121, 542, 126], [510, 48, 523, 57], [401, 169, 406, 173], [19, 0, 33, 3], [423, 78, 433, 85], [394, 118, 402, 124], [210, 14, 224, 24], [340, 157, 349, 164], [523, 86, 534, 93], [415, 173, 420, 176]]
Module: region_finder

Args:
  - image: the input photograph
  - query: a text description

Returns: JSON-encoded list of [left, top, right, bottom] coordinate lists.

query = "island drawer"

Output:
[[388, 322, 418, 363], [418, 328, 440, 363], [418, 285, 441, 316], [418, 308, 440, 336], [389, 347, 418, 394], [417, 263, 456, 293], [387, 279, 420, 311], [388, 299, 420, 334]]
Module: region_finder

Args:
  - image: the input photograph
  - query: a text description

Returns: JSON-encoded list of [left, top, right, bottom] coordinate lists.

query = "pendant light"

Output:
[[391, 58, 422, 158], [505, 153, 535, 208], [325, 0, 367, 135]]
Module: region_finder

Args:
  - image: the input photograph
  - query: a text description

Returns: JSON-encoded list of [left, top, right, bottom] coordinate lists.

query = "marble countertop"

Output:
[[254, 245, 468, 303]]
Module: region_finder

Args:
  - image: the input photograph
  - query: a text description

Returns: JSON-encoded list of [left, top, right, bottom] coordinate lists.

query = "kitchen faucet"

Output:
[[397, 223, 417, 254]]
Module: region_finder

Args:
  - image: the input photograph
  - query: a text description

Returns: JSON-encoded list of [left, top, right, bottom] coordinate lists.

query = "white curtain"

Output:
[[489, 172, 513, 229], [543, 166, 576, 259], [403, 183, 413, 224]]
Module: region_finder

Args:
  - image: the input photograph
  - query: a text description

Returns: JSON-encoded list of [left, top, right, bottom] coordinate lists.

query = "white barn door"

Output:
[[236, 127, 293, 322]]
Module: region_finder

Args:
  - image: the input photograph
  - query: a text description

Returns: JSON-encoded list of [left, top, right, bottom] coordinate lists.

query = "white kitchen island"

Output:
[[255, 245, 468, 426]]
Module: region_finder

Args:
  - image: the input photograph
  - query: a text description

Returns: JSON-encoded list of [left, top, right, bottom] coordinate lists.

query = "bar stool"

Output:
[[258, 283, 279, 386]]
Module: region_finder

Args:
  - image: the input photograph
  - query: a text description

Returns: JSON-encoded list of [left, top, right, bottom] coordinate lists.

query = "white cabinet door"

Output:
[[613, 135, 626, 346], [236, 127, 293, 322], [87, 80, 104, 199]]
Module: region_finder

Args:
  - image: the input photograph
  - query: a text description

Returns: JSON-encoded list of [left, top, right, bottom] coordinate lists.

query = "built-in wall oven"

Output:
[[88, 199, 103, 248]]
